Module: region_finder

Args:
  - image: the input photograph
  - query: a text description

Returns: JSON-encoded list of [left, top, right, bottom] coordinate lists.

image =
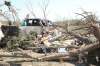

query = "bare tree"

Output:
[[38, 0, 50, 27], [25, 0, 36, 18], [40, 0, 50, 19], [0, 0, 20, 26], [76, 10, 100, 42]]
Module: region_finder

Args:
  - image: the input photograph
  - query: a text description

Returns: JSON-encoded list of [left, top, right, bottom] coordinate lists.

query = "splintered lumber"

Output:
[[38, 53, 70, 60], [0, 49, 44, 60], [71, 26, 89, 31], [2, 58, 33, 62], [27, 46, 79, 50], [17, 48, 44, 59], [38, 42, 100, 61], [90, 23, 100, 41], [79, 42, 100, 53], [22, 62, 75, 66], [0, 51, 29, 57], [38, 53, 76, 61]]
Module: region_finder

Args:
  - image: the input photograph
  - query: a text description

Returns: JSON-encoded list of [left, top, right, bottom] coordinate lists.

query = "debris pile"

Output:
[[0, 1, 100, 65]]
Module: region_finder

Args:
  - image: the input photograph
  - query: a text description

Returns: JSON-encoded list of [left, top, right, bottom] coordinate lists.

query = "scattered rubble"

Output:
[[0, 1, 100, 66]]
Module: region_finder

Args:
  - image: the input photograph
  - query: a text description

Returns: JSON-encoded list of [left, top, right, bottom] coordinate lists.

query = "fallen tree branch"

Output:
[[38, 42, 100, 61]]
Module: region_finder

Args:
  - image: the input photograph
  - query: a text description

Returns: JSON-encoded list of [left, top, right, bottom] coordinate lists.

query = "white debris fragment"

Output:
[[0, 22, 4, 40]]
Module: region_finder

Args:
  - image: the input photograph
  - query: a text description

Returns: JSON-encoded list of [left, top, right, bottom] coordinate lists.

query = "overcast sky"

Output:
[[0, 0, 100, 21]]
